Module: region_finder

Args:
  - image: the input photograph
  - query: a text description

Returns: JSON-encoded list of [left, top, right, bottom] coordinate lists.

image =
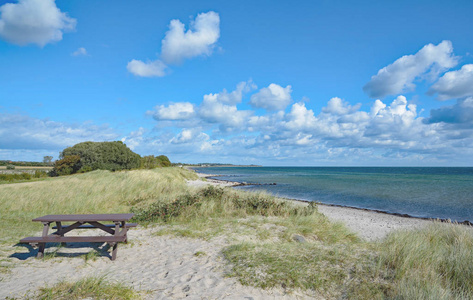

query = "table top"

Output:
[[32, 213, 134, 222]]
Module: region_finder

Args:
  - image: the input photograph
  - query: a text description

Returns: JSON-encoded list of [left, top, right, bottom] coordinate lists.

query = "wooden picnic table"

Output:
[[20, 213, 136, 261]]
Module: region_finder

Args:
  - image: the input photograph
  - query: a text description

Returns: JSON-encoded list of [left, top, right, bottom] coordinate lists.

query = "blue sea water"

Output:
[[193, 167, 473, 223]]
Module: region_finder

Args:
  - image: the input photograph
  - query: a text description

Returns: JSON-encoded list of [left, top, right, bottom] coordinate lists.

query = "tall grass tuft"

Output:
[[377, 222, 473, 299], [36, 276, 140, 300]]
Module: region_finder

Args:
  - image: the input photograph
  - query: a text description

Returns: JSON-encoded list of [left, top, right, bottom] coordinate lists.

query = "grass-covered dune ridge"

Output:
[[1, 167, 472, 299], [0, 167, 197, 244]]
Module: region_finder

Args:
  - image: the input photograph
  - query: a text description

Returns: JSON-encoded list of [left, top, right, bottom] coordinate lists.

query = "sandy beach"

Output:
[[1, 172, 434, 299]]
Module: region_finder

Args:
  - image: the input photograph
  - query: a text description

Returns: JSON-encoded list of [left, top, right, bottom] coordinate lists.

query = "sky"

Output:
[[1, 0, 473, 166]]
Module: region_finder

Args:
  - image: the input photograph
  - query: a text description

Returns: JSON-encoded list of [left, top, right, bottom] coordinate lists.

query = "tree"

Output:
[[59, 141, 141, 173], [156, 155, 171, 167], [50, 155, 81, 176], [43, 156, 53, 165]]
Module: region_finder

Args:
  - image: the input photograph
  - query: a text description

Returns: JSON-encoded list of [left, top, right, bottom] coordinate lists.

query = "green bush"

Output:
[[50, 155, 81, 176], [0, 172, 32, 182], [140, 155, 172, 169], [59, 141, 141, 173], [156, 155, 171, 167], [6, 164, 15, 170]]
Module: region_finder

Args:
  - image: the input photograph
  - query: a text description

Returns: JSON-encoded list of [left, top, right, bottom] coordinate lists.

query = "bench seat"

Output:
[[20, 235, 126, 244], [52, 223, 138, 230]]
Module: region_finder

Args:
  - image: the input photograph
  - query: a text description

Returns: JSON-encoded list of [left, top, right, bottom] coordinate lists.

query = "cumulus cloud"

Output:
[[250, 84, 292, 111], [134, 81, 473, 165], [0, 0, 76, 47], [199, 93, 252, 131], [428, 64, 473, 100], [126, 59, 167, 77], [425, 97, 473, 126], [363, 40, 458, 98], [72, 47, 87, 56], [161, 11, 220, 64], [170, 129, 209, 144], [128, 11, 220, 77], [150, 102, 195, 120], [322, 97, 361, 115], [284, 102, 316, 130]]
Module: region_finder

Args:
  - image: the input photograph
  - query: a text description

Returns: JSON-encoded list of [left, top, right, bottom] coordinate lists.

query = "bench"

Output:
[[20, 214, 135, 261]]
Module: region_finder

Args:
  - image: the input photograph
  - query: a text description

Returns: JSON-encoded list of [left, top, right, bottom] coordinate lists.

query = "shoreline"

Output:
[[196, 172, 472, 226], [188, 170, 472, 241]]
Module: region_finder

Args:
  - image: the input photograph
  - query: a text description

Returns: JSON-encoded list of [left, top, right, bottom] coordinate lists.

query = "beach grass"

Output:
[[34, 276, 141, 300], [376, 222, 473, 299], [0, 167, 196, 245]]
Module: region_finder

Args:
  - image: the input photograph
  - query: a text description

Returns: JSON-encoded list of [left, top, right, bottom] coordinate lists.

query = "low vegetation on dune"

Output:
[[1, 167, 472, 299], [35, 276, 141, 300], [0, 167, 196, 244]]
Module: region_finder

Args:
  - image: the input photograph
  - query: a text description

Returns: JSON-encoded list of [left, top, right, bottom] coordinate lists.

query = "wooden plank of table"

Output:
[[32, 213, 134, 222]]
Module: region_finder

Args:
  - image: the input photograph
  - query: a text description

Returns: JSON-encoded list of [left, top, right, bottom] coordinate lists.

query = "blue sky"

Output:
[[1, 0, 473, 166]]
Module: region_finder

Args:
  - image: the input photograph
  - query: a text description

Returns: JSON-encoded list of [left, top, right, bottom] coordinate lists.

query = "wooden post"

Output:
[[37, 222, 50, 258], [111, 243, 118, 261]]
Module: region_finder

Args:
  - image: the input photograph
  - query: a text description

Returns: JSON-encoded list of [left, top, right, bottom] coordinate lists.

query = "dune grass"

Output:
[[0, 167, 196, 244], [376, 222, 473, 299], [34, 276, 141, 300]]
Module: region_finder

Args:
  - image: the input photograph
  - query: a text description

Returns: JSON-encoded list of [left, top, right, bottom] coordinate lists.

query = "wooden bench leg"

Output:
[[37, 243, 45, 258], [111, 243, 118, 261]]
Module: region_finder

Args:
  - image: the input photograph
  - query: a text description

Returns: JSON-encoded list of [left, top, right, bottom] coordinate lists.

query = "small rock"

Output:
[[292, 234, 307, 243], [182, 285, 191, 292]]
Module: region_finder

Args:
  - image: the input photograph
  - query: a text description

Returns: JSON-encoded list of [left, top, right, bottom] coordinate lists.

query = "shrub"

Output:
[[6, 164, 15, 170], [34, 170, 48, 178], [0, 172, 32, 182], [140, 155, 172, 169], [50, 155, 81, 176], [60, 141, 141, 173], [156, 155, 171, 167]]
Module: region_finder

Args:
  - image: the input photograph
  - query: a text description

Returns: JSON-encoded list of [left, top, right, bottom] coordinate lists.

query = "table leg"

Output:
[[111, 243, 118, 261], [56, 221, 66, 246], [37, 222, 50, 258]]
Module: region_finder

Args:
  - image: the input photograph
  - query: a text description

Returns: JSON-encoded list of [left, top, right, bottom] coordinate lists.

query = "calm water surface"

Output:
[[193, 167, 473, 222]]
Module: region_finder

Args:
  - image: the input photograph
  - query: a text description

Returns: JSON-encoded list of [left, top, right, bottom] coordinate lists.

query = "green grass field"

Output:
[[1, 167, 472, 299]]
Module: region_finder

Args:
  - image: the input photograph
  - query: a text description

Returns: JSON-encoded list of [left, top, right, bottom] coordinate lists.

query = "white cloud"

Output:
[[284, 102, 316, 130], [0, 0, 76, 47], [72, 47, 87, 56], [250, 84, 292, 111], [426, 97, 473, 126], [127, 59, 166, 77], [215, 81, 257, 105], [199, 93, 252, 130], [151, 102, 195, 120], [170, 129, 209, 144], [322, 97, 361, 115], [127, 11, 220, 77], [161, 11, 220, 64], [428, 64, 473, 100], [363, 40, 458, 98], [132, 82, 473, 165]]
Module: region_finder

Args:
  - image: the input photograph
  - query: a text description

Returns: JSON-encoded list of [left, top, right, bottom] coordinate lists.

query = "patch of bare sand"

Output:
[[1, 227, 309, 299]]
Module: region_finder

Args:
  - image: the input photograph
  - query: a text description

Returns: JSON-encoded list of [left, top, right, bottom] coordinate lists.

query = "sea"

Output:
[[193, 167, 473, 223]]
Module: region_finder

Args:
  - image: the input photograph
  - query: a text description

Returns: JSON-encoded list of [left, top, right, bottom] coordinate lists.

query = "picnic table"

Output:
[[20, 213, 136, 261]]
